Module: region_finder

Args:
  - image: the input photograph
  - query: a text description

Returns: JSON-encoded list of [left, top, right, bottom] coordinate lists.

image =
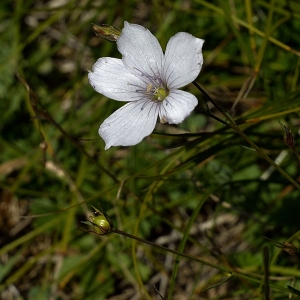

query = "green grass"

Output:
[[1, 0, 300, 299]]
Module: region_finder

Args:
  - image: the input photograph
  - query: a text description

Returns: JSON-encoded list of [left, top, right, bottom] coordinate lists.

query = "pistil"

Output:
[[154, 87, 168, 101]]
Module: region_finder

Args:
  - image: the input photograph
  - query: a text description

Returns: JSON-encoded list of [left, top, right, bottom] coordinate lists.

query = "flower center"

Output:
[[143, 83, 169, 102], [154, 87, 168, 102], [130, 68, 169, 102]]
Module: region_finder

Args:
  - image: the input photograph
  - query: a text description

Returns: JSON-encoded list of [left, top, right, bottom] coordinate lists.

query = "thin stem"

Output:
[[194, 82, 228, 117], [263, 246, 270, 300], [193, 82, 300, 190], [245, 0, 256, 56], [111, 228, 292, 294], [113, 228, 230, 273], [195, 108, 229, 126], [86, 214, 294, 295]]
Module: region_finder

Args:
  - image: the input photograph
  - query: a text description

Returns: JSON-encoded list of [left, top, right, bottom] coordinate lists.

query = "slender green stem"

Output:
[[193, 82, 300, 190], [195, 108, 229, 126], [263, 246, 270, 300], [113, 228, 229, 273], [254, 0, 275, 73], [245, 0, 256, 55], [168, 189, 211, 300], [111, 228, 292, 294], [88, 211, 295, 295]]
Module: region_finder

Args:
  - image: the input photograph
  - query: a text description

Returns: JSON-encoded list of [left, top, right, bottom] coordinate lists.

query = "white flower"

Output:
[[88, 21, 204, 150]]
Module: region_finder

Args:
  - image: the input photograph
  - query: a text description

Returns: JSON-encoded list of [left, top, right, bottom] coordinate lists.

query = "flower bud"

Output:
[[89, 206, 113, 235], [90, 214, 111, 235], [92, 24, 121, 42], [280, 122, 295, 148], [264, 236, 299, 256], [281, 242, 299, 256]]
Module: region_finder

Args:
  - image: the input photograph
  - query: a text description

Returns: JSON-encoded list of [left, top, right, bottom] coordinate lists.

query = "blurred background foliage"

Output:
[[1, 0, 300, 299]]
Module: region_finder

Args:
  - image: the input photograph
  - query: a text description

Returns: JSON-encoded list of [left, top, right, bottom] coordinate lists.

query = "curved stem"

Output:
[[113, 228, 229, 272], [112, 228, 292, 294], [193, 82, 300, 190]]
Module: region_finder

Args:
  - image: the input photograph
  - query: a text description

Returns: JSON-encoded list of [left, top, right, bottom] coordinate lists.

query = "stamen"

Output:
[[129, 68, 168, 101], [133, 67, 162, 87], [127, 82, 147, 93], [145, 83, 153, 94]]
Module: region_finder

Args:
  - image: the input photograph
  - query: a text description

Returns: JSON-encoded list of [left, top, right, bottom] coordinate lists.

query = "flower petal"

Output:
[[99, 100, 159, 149], [117, 22, 164, 81], [158, 90, 198, 124], [162, 33, 204, 89], [88, 57, 147, 101]]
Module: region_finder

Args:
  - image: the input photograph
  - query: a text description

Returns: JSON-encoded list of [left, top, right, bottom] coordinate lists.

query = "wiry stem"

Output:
[[85, 212, 296, 294], [110, 227, 292, 294], [113, 228, 229, 272], [193, 81, 300, 190]]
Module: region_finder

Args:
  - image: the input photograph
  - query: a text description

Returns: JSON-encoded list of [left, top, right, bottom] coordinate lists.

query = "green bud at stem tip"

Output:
[[92, 24, 121, 42]]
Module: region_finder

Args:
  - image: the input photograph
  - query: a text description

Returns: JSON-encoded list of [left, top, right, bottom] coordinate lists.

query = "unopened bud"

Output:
[[90, 214, 111, 235], [89, 207, 113, 235], [281, 242, 299, 256], [92, 24, 121, 42], [264, 236, 299, 256], [280, 122, 295, 148]]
